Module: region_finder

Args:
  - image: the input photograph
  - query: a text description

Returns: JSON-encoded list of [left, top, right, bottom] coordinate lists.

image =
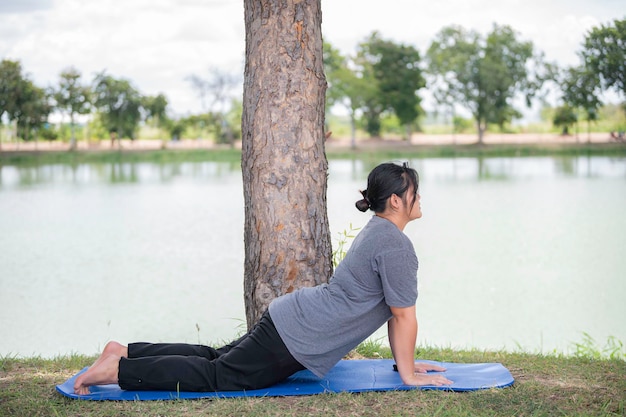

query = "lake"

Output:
[[1, 154, 625, 358]]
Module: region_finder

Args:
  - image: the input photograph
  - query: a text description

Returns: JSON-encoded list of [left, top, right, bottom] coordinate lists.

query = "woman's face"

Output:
[[404, 186, 422, 220]]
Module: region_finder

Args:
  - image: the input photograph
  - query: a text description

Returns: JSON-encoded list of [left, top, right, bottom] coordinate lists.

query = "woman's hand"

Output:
[[403, 372, 453, 387], [414, 362, 447, 374]]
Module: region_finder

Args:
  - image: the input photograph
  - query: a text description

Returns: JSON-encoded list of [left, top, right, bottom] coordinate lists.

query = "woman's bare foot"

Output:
[[101, 341, 128, 359], [74, 353, 121, 395], [82, 341, 128, 374], [73, 342, 126, 395]]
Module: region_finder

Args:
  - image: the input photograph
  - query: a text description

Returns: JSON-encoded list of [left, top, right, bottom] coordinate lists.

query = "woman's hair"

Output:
[[355, 162, 419, 213]]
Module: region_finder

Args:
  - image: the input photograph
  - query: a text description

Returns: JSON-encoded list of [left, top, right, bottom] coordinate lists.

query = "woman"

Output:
[[74, 162, 452, 395]]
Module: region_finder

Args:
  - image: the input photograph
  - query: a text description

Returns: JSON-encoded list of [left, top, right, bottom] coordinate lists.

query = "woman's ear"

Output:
[[389, 193, 402, 211]]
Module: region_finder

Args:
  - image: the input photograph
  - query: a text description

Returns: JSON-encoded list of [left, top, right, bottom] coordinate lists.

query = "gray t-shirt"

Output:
[[269, 215, 418, 377]]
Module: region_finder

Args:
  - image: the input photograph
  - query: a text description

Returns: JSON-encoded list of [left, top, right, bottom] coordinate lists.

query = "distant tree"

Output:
[[352, 44, 384, 137], [0, 60, 52, 142], [363, 32, 425, 141], [54, 67, 91, 150], [14, 79, 52, 141], [427, 24, 544, 143], [350, 32, 426, 139], [165, 118, 186, 141], [187, 67, 240, 146], [92, 73, 142, 146], [141, 93, 168, 126], [141, 93, 169, 146], [560, 66, 602, 141], [242, 0, 332, 327], [553, 105, 578, 135], [0, 60, 24, 125], [323, 42, 369, 147], [581, 18, 626, 100]]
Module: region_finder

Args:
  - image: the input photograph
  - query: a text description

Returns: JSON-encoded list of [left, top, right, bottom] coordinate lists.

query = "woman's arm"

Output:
[[388, 305, 452, 386], [388, 305, 417, 383]]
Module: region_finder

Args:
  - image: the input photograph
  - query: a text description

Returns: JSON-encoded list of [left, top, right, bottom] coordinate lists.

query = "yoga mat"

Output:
[[56, 359, 514, 400]]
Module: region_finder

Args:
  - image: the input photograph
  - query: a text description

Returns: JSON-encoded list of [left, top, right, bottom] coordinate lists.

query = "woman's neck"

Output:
[[375, 212, 408, 231]]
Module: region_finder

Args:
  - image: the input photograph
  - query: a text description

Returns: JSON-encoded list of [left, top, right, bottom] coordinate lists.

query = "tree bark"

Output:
[[242, 0, 332, 328], [476, 119, 485, 144]]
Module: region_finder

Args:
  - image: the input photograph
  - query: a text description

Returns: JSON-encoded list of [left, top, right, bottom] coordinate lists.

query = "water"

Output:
[[1, 155, 625, 358]]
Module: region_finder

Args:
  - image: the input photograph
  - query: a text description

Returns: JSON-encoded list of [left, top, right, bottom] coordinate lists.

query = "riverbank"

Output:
[[0, 131, 622, 153], [1, 347, 623, 417], [1, 133, 625, 166]]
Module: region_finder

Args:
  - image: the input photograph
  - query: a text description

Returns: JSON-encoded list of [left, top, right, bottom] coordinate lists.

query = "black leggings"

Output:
[[118, 311, 305, 392]]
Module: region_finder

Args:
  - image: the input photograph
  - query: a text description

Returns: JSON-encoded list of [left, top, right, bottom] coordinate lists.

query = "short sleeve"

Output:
[[375, 249, 418, 308]]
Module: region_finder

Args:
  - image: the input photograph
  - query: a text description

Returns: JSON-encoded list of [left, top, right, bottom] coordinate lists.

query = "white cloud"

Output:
[[0, 0, 623, 116]]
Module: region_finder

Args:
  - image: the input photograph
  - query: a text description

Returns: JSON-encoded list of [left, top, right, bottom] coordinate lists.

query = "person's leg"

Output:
[[129, 342, 221, 360], [118, 312, 304, 392], [128, 315, 276, 361]]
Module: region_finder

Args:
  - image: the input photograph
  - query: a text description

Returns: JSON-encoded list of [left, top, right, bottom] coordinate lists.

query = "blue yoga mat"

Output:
[[56, 359, 514, 400]]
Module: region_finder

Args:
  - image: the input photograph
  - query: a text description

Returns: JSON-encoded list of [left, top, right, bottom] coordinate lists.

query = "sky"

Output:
[[0, 0, 624, 119]]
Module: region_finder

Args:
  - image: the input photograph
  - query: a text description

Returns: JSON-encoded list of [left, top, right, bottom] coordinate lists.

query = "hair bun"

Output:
[[354, 199, 369, 212]]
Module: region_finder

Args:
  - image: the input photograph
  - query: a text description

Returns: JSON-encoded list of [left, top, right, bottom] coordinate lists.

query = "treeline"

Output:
[[0, 64, 243, 149], [0, 18, 624, 146], [325, 18, 625, 144]]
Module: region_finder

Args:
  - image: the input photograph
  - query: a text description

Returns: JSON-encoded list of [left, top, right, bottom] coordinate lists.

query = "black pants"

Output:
[[118, 311, 305, 392]]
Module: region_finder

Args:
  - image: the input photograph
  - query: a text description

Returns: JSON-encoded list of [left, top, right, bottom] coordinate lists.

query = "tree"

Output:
[[0, 60, 52, 142], [187, 68, 240, 146], [14, 79, 52, 142], [141, 93, 168, 126], [0, 60, 24, 123], [581, 18, 626, 100], [560, 66, 602, 142], [553, 105, 578, 135], [242, 0, 332, 327], [352, 45, 384, 137], [362, 32, 425, 141], [92, 73, 142, 145], [427, 24, 542, 143], [54, 67, 91, 150], [323, 42, 369, 148], [141, 93, 169, 143]]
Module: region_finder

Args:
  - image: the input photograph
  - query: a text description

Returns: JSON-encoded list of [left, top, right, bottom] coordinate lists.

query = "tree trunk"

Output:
[[242, 0, 332, 328], [476, 119, 485, 145], [349, 107, 356, 149], [70, 113, 77, 151]]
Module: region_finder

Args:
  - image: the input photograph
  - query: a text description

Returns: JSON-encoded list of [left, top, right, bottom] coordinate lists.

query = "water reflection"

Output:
[[0, 160, 243, 188], [1, 154, 625, 357]]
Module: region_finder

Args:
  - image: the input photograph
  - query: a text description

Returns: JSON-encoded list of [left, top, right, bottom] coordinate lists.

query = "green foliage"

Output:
[[553, 105, 578, 134], [325, 34, 426, 140], [166, 119, 186, 141], [54, 67, 91, 147], [560, 65, 602, 123], [39, 125, 59, 141], [354, 337, 390, 358], [0, 59, 24, 122], [0, 59, 53, 141], [573, 332, 626, 361], [452, 116, 474, 133], [141, 93, 169, 126], [331, 223, 360, 268], [92, 72, 142, 139], [581, 17, 626, 97], [365, 33, 425, 135], [427, 24, 546, 143]]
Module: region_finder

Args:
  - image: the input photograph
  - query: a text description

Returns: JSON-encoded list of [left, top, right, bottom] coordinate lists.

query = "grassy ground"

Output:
[[1, 346, 624, 417]]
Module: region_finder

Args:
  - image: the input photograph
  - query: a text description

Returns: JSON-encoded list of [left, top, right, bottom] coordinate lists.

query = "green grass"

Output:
[[1, 141, 625, 168], [1, 345, 624, 417]]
